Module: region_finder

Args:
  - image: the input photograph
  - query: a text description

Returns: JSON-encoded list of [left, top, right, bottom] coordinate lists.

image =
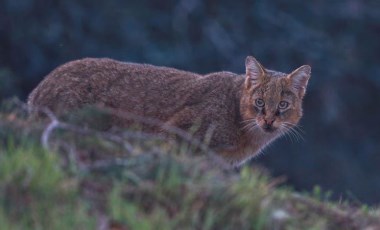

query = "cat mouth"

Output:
[[261, 125, 277, 133]]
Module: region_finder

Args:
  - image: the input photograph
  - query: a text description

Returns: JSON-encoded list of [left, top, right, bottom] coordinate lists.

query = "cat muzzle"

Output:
[[262, 123, 276, 132]]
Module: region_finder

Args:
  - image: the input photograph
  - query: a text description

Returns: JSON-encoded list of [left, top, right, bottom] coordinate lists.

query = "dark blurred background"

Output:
[[1, 0, 379, 204]]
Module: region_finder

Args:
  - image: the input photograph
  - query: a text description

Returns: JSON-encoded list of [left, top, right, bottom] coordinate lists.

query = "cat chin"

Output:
[[259, 126, 278, 134]]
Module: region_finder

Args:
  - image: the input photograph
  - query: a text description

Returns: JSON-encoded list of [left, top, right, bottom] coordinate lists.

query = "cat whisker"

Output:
[[242, 122, 258, 133], [240, 118, 257, 124], [277, 127, 291, 142], [283, 122, 305, 135], [280, 124, 296, 143], [290, 129, 302, 142], [290, 127, 304, 142], [241, 119, 258, 129], [241, 119, 261, 135], [289, 127, 303, 142], [248, 126, 259, 134], [280, 123, 305, 143]]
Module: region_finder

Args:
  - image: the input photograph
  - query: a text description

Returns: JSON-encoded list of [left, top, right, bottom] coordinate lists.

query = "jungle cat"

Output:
[[28, 56, 311, 166]]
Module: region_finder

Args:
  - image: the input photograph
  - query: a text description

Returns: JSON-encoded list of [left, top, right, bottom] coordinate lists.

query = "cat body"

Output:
[[28, 56, 311, 166]]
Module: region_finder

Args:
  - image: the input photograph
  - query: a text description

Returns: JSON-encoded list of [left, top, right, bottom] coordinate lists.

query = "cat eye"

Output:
[[255, 98, 265, 107], [278, 101, 289, 109]]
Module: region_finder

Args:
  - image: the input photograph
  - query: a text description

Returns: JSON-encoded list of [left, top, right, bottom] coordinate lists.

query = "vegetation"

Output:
[[0, 99, 379, 229], [3, 0, 380, 205]]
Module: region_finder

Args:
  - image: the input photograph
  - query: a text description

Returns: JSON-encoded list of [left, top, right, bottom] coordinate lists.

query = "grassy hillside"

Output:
[[0, 99, 379, 230]]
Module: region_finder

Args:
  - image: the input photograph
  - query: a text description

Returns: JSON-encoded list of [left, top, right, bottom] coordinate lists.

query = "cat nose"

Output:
[[264, 118, 275, 126]]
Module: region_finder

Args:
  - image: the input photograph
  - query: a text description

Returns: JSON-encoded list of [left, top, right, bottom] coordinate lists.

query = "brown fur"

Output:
[[28, 56, 311, 166]]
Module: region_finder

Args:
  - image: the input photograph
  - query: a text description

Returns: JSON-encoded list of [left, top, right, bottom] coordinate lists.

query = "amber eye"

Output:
[[278, 101, 289, 109], [255, 98, 265, 107]]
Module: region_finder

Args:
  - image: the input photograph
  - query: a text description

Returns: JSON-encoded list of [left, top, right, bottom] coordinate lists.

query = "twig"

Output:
[[41, 117, 60, 149], [24, 101, 213, 156]]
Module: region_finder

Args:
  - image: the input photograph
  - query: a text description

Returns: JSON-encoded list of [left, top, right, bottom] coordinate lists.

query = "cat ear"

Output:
[[245, 56, 265, 88], [287, 65, 311, 98]]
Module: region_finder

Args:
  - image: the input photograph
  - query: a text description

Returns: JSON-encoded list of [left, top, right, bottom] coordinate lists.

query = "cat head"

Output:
[[241, 56, 311, 136]]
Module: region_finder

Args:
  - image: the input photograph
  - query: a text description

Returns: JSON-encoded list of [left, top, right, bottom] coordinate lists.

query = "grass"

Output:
[[0, 141, 96, 230], [0, 99, 379, 230]]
